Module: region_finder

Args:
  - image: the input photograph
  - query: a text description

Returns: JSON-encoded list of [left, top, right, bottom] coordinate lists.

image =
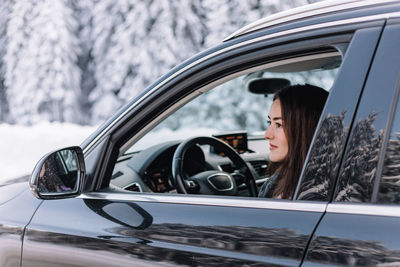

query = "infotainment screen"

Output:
[[212, 132, 248, 155]]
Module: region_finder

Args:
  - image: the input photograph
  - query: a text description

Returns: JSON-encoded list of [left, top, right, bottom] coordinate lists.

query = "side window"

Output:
[[331, 24, 400, 204], [379, 96, 400, 204], [111, 51, 341, 199]]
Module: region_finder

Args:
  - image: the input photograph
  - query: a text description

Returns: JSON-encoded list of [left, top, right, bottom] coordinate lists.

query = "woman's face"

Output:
[[264, 99, 288, 162]]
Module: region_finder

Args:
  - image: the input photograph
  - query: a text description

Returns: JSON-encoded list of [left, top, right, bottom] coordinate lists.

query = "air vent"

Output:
[[249, 160, 268, 177], [125, 183, 142, 192]]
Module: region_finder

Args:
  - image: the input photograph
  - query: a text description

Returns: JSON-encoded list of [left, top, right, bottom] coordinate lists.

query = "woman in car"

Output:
[[258, 84, 328, 199]]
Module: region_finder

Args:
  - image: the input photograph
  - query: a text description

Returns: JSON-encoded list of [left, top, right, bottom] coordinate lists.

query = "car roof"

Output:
[[224, 0, 399, 41]]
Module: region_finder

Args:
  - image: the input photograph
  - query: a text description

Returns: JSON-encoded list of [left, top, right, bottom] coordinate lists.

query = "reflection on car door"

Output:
[[22, 196, 325, 266]]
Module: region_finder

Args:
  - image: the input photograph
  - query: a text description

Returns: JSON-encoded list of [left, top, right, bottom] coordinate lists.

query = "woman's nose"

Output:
[[264, 126, 273, 140]]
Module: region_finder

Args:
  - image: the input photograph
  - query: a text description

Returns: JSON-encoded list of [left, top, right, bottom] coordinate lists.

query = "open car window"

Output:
[[129, 54, 339, 153], [110, 51, 341, 197]]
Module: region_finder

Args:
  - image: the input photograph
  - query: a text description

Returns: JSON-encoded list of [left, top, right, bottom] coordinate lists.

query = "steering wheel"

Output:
[[172, 136, 258, 197]]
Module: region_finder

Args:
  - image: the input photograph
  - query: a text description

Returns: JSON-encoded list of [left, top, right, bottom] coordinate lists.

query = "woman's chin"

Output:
[[269, 155, 285, 163]]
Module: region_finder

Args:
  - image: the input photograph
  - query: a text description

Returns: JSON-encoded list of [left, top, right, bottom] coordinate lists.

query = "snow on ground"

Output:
[[0, 122, 97, 181]]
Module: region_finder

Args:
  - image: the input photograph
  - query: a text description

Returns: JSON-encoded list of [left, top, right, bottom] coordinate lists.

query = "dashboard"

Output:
[[110, 134, 269, 195], [212, 132, 248, 156]]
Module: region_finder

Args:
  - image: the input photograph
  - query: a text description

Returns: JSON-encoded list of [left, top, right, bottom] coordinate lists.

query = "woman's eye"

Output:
[[266, 120, 271, 126], [276, 122, 282, 128]]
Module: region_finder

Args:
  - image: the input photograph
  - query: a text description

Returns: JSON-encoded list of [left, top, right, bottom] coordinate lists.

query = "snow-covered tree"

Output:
[[70, 0, 98, 124], [0, 0, 323, 125], [298, 112, 347, 201], [204, 0, 266, 47], [203, 0, 318, 47], [335, 112, 383, 202], [0, 0, 13, 122], [89, 0, 208, 124], [5, 0, 81, 124]]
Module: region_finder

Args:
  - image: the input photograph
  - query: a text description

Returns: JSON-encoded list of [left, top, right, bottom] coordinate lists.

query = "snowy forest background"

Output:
[[1, 0, 400, 202], [0, 0, 320, 126], [0, 0, 323, 179]]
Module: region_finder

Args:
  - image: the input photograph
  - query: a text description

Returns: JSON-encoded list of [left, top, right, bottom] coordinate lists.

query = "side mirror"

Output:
[[29, 146, 85, 199]]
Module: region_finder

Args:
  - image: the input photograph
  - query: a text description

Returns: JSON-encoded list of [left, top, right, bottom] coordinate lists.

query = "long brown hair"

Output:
[[272, 84, 328, 199]]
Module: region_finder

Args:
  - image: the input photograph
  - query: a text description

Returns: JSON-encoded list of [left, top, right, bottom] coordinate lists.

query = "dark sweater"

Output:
[[258, 173, 280, 198]]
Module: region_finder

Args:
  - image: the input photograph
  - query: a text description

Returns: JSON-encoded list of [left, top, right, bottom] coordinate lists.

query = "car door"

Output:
[[21, 20, 383, 266], [303, 19, 400, 266]]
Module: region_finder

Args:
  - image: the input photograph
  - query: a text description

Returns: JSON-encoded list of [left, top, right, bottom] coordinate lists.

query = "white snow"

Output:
[[0, 122, 97, 181]]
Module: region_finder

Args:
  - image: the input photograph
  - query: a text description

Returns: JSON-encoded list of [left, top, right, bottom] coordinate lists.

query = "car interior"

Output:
[[109, 49, 342, 198]]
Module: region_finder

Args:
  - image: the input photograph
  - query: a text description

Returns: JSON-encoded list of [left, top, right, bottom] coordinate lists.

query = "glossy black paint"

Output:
[[304, 211, 400, 266], [22, 196, 322, 266], [0, 182, 42, 266]]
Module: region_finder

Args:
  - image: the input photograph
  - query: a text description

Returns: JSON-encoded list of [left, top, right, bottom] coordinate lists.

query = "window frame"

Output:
[[84, 21, 385, 205]]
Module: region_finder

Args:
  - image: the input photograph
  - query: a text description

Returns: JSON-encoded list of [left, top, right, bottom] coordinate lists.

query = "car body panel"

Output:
[[0, 182, 42, 267], [304, 204, 400, 266], [0, 179, 28, 206], [22, 195, 325, 266]]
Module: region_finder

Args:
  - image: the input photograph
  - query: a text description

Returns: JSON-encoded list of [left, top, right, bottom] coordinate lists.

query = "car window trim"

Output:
[[79, 192, 327, 213], [327, 202, 400, 217]]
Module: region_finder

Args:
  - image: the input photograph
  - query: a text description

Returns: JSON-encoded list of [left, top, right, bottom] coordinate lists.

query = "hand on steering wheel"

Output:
[[172, 136, 258, 197]]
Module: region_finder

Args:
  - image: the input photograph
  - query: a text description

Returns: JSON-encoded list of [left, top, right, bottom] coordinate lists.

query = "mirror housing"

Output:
[[247, 78, 290, 96], [29, 146, 85, 200]]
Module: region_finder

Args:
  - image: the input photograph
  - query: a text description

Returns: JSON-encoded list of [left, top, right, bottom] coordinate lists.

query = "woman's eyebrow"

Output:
[[267, 115, 282, 121]]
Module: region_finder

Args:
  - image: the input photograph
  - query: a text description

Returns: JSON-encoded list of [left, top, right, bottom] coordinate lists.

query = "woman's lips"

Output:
[[270, 144, 277, 150]]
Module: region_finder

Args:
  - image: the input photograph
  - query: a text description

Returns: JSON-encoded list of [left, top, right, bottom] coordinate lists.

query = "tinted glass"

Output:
[[297, 27, 382, 201], [333, 24, 400, 203], [379, 96, 400, 203]]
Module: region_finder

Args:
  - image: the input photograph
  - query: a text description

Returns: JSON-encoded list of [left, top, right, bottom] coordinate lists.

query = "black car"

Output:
[[2, 0, 400, 266]]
